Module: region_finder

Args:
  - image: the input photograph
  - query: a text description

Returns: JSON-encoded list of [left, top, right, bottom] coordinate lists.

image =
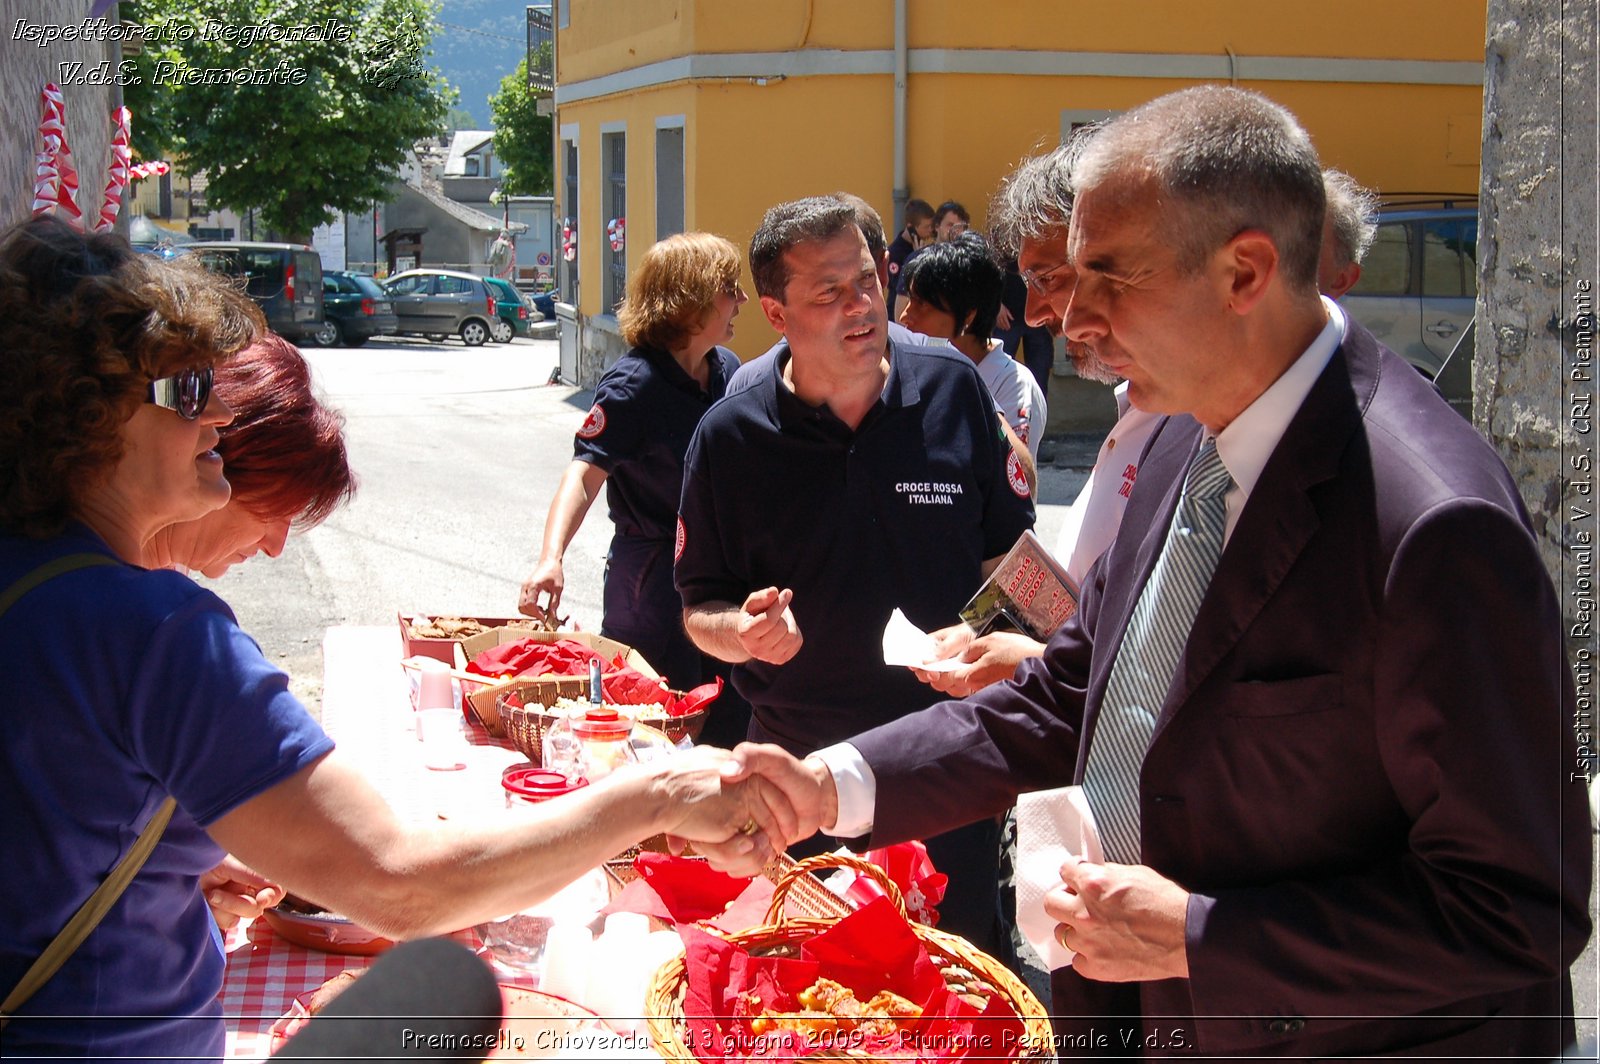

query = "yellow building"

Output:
[[550, 0, 1485, 393]]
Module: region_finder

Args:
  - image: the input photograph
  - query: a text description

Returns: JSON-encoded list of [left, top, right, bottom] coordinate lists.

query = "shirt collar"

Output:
[[643, 345, 725, 401], [1214, 296, 1345, 504], [768, 338, 917, 431], [1112, 380, 1132, 418]]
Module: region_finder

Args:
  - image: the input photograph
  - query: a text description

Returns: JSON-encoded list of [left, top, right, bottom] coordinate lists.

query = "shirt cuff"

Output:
[[812, 742, 877, 838]]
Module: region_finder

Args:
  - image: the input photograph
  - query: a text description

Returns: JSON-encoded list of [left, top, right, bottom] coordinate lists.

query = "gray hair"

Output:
[[988, 137, 1088, 257], [749, 197, 858, 301], [1321, 169, 1378, 267], [1071, 86, 1325, 292]]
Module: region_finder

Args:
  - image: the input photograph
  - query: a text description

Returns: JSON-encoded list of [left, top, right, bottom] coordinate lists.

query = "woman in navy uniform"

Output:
[[519, 232, 751, 745]]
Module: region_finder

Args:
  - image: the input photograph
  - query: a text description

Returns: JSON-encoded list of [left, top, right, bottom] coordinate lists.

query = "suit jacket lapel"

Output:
[[1149, 328, 1383, 740]]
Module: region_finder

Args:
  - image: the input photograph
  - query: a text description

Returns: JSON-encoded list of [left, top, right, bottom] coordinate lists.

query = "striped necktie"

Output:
[[1083, 437, 1233, 864]]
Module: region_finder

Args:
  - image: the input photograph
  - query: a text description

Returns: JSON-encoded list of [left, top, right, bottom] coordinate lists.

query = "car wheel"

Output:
[[461, 320, 489, 347], [491, 320, 513, 344], [311, 319, 341, 347]]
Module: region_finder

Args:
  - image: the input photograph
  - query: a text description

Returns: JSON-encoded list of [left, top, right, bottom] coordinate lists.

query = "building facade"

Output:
[[549, 0, 1486, 396]]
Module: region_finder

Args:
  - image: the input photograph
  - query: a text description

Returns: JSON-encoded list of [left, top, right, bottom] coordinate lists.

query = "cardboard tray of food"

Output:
[[397, 613, 541, 663], [455, 629, 660, 735]]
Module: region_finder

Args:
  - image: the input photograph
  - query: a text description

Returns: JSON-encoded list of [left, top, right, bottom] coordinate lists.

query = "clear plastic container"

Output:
[[541, 709, 585, 780], [502, 765, 586, 808], [571, 707, 635, 780]]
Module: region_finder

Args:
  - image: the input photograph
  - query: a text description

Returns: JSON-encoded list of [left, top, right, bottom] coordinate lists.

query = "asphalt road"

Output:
[[203, 334, 1596, 1049]]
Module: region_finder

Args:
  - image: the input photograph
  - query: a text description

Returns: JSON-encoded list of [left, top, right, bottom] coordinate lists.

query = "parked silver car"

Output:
[[382, 268, 499, 346], [1342, 198, 1476, 401]]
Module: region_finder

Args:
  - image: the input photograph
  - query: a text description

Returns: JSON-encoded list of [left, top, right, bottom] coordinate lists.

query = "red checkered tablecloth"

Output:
[[219, 626, 530, 1059], [218, 919, 376, 1060]]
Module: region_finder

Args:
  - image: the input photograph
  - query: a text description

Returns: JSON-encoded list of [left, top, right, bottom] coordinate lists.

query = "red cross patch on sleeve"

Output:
[[1006, 450, 1030, 498], [576, 403, 607, 439]]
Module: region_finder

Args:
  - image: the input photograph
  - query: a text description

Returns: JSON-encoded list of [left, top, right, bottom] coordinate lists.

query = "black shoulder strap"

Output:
[[0, 552, 119, 622]]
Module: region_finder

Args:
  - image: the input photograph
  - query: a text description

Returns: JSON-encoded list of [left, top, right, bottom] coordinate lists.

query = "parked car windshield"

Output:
[[350, 274, 387, 298]]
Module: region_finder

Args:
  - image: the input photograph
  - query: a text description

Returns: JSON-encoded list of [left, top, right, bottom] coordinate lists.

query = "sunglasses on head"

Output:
[[146, 366, 214, 420]]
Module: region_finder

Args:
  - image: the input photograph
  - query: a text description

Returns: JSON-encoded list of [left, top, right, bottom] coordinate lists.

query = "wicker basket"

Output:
[[645, 854, 1053, 1062], [495, 679, 709, 763]]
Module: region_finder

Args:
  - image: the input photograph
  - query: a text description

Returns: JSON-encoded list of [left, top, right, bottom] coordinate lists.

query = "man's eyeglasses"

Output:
[[146, 366, 214, 420], [1020, 261, 1073, 296]]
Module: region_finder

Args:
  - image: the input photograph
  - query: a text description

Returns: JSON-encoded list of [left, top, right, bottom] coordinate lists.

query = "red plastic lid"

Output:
[[502, 766, 588, 802], [571, 706, 632, 740]]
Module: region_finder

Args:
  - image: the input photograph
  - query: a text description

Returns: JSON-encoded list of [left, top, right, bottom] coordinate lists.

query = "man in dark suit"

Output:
[[717, 86, 1592, 1058]]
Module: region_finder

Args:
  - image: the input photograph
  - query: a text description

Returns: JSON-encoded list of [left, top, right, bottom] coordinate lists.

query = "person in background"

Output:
[[0, 218, 783, 1058], [932, 199, 972, 242], [898, 232, 1048, 463], [143, 332, 354, 579], [676, 196, 1035, 961], [891, 198, 970, 319], [885, 196, 934, 289], [518, 232, 752, 747], [1318, 168, 1378, 298]]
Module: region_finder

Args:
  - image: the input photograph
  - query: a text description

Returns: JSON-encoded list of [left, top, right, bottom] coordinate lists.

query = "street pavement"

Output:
[[205, 334, 1596, 1048]]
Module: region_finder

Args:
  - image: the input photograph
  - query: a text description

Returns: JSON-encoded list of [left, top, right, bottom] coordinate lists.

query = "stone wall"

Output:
[[1, 5, 125, 230], [575, 312, 629, 386], [1479, 0, 1598, 669]]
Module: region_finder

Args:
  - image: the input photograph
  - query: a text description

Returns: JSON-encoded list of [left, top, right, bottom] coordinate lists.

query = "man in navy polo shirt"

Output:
[[675, 196, 1035, 958]]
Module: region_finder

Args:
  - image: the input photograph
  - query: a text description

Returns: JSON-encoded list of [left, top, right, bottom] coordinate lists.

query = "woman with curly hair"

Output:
[[0, 218, 781, 1058], [517, 231, 751, 744], [142, 331, 356, 577]]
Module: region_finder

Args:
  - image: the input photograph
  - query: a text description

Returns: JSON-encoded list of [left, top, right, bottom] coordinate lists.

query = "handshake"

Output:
[[653, 743, 840, 877]]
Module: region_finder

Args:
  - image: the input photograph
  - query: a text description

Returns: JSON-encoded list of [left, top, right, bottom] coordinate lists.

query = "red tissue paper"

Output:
[[466, 637, 618, 679], [677, 898, 1025, 1063]]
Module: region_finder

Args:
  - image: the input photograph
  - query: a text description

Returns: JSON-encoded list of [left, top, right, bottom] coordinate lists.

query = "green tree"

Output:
[[488, 53, 552, 197], [124, 0, 450, 241], [444, 103, 479, 134]]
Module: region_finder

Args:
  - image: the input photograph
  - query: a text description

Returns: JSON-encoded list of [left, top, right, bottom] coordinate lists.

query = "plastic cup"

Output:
[[538, 923, 594, 1001], [418, 707, 466, 770], [415, 658, 455, 712]]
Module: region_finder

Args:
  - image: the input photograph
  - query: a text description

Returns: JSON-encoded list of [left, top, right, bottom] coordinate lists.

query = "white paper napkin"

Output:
[[881, 608, 964, 672], [1015, 785, 1105, 970]]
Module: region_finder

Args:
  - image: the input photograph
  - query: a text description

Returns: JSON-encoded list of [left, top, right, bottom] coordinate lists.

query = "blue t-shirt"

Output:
[[676, 341, 1035, 755], [0, 525, 334, 1059]]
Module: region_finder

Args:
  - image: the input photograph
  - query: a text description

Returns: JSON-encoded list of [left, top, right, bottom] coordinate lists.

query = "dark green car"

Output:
[[309, 271, 399, 348], [483, 275, 536, 343]]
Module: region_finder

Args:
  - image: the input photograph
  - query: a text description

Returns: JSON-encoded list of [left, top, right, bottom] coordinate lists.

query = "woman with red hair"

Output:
[[143, 332, 355, 576]]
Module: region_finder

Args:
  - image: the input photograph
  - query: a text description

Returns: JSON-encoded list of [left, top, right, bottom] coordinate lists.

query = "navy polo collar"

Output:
[[762, 339, 924, 431], [641, 345, 727, 402]]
